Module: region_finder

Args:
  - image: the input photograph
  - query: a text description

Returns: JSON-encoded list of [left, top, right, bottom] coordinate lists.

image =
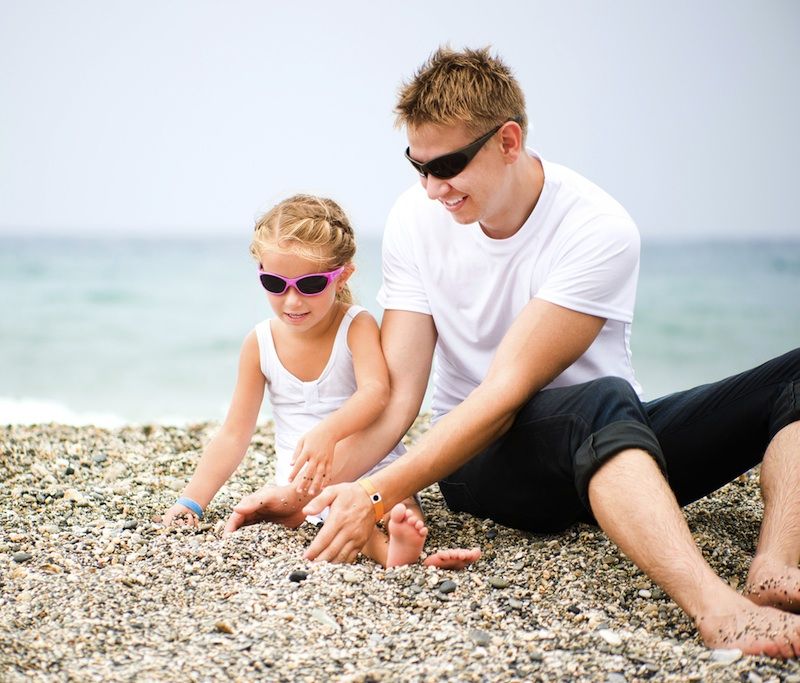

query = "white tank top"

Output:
[[255, 304, 404, 486]]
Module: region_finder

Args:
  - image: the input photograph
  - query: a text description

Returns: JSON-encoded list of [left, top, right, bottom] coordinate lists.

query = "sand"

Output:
[[2, 417, 799, 682]]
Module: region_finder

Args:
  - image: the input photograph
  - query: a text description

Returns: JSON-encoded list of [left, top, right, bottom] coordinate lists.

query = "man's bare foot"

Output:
[[423, 548, 482, 570], [697, 599, 800, 658], [745, 555, 800, 612], [385, 503, 428, 568], [222, 484, 309, 536]]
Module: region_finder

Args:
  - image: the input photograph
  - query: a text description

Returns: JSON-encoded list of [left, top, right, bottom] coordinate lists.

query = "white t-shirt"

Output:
[[377, 150, 642, 421]]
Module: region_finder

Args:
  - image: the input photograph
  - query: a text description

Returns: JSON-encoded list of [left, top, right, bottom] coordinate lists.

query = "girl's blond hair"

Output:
[[250, 194, 356, 304]]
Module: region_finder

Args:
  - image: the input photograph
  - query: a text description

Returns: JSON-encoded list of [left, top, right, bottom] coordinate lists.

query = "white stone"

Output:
[[710, 648, 742, 665], [598, 629, 623, 646]]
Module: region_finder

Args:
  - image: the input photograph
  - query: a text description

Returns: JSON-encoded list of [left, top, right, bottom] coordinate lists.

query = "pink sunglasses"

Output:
[[258, 266, 344, 296]]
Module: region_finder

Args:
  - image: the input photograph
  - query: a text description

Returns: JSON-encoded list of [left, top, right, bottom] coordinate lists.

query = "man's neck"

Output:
[[479, 153, 544, 240]]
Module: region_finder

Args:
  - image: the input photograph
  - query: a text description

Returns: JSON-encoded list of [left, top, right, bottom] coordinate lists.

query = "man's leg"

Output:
[[746, 422, 800, 610], [644, 350, 800, 614], [589, 447, 800, 657]]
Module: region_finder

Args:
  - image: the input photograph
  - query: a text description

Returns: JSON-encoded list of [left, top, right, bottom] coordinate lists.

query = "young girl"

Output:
[[162, 194, 479, 568]]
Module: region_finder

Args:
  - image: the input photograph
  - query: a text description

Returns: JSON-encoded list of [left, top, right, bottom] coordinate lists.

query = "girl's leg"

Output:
[[361, 497, 482, 569]]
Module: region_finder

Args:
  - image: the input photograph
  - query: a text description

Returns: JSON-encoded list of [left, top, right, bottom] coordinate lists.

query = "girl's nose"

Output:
[[284, 286, 304, 306]]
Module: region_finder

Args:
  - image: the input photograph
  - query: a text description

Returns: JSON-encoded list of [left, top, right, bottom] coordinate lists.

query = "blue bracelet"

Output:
[[177, 497, 204, 519]]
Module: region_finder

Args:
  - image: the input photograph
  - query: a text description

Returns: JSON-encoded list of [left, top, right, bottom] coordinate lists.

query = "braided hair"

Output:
[[251, 194, 357, 304]]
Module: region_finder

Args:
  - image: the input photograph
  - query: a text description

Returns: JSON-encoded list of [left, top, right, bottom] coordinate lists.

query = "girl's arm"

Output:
[[162, 330, 265, 526], [289, 311, 390, 495]]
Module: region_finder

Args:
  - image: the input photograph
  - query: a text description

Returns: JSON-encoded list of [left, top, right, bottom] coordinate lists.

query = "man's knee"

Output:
[[572, 393, 666, 513], [584, 375, 647, 430]]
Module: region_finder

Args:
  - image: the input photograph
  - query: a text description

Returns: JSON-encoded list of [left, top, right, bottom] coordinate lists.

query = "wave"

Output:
[[0, 397, 204, 428]]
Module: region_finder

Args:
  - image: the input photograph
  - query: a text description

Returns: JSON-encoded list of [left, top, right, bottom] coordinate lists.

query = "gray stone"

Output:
[[438, 580, 457, 594], [488, 576, 509, 589], [468, 629, 491, 647], [12, 551, 32, 563]]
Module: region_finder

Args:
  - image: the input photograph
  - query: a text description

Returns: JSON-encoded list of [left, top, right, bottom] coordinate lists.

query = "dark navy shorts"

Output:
[[438, 348, 800, 533]]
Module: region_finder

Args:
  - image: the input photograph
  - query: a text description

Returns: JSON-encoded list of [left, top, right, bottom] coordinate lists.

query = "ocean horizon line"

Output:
[[1, 230, 798, 246]]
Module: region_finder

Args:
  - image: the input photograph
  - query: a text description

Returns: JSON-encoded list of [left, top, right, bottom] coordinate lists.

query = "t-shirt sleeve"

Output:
[[376, 198, 432, 315], [535, 216, 640, 323]]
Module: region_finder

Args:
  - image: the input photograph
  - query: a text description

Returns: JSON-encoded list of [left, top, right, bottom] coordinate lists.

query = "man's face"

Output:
[[406, 122, 508, 228]]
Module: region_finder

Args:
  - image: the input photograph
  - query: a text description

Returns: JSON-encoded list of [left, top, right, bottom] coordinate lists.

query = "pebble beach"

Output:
[[2, 416, 800, 682]]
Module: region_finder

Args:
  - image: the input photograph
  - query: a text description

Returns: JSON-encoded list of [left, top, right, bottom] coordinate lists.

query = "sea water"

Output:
[[1, 235, 798, 426]]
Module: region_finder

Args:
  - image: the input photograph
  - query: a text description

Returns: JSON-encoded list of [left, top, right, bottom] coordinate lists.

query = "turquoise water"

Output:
[[1, 236, 798, 425]]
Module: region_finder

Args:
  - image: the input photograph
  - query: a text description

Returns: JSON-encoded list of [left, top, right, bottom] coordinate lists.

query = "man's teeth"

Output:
[[444, 196, 466, 206]]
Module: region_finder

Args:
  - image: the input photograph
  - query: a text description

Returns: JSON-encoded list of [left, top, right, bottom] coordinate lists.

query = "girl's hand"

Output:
[[162, 502, 201, 528], [289, 427, 337, 495]]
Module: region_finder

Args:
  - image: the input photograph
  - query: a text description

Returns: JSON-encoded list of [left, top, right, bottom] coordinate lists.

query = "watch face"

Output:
[[371, 493, 381, 503]]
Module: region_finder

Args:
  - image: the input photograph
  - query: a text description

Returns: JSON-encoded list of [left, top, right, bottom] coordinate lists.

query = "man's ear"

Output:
[[499, 120, 524, 164]]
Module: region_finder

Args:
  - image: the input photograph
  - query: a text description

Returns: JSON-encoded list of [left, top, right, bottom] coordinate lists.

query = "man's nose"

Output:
[[424, 174, 451, 200]]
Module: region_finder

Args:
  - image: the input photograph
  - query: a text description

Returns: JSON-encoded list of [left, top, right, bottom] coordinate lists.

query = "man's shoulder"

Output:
[[542, 158, 633, 224]]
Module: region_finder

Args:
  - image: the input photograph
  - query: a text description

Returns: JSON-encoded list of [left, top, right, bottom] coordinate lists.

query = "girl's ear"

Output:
[[337, 263, 355, 290]]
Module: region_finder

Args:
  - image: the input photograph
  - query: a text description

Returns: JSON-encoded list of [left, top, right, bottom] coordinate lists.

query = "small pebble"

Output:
[[638, 589, 652, 599], [342, 571, 359, 583], [12, 551, 32, 563], [92, 453, 108, 464], [311, 609, 339, 631], [438, 580, 457, 594], [288, 570, 308, 583], [597, 629, 622, 646], [122, 520, 138, 530], [468, 629, 491, 647], [709, 648, 742, 665], [488, 576, 509, 589], [214, 621, 234, 634]]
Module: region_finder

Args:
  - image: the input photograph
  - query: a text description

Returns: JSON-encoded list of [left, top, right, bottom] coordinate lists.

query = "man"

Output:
[[228, 47, 800, 657]]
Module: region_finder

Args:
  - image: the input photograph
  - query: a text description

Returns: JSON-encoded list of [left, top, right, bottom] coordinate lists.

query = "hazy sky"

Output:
[[1, 1, 798, 240]]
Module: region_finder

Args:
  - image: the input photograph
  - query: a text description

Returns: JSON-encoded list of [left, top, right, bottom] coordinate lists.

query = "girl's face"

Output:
[[258, 249, 350, 333]]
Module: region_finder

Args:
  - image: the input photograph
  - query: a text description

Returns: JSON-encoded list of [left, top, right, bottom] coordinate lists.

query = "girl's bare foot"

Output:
[[424, 547, 482, 570], [696, 598, 800, 658], [385, 503, 428, 568], [745, 555, 800, 612]]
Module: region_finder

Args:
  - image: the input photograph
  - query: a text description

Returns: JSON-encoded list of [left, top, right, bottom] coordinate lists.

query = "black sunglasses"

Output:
[[404, 117, 522, 179]]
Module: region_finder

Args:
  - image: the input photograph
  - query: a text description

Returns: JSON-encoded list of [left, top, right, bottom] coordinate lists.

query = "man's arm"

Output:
[[304, 298, 605, 562], [330, 308, 437, 480]]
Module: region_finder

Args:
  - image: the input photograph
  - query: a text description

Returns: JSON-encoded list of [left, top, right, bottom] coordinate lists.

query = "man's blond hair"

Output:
[[394, 46, 528, 140]]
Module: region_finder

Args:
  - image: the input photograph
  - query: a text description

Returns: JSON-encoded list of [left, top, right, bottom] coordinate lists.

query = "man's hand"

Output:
[[222, 483, 309, 536], [302, 482, 375, 563]]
